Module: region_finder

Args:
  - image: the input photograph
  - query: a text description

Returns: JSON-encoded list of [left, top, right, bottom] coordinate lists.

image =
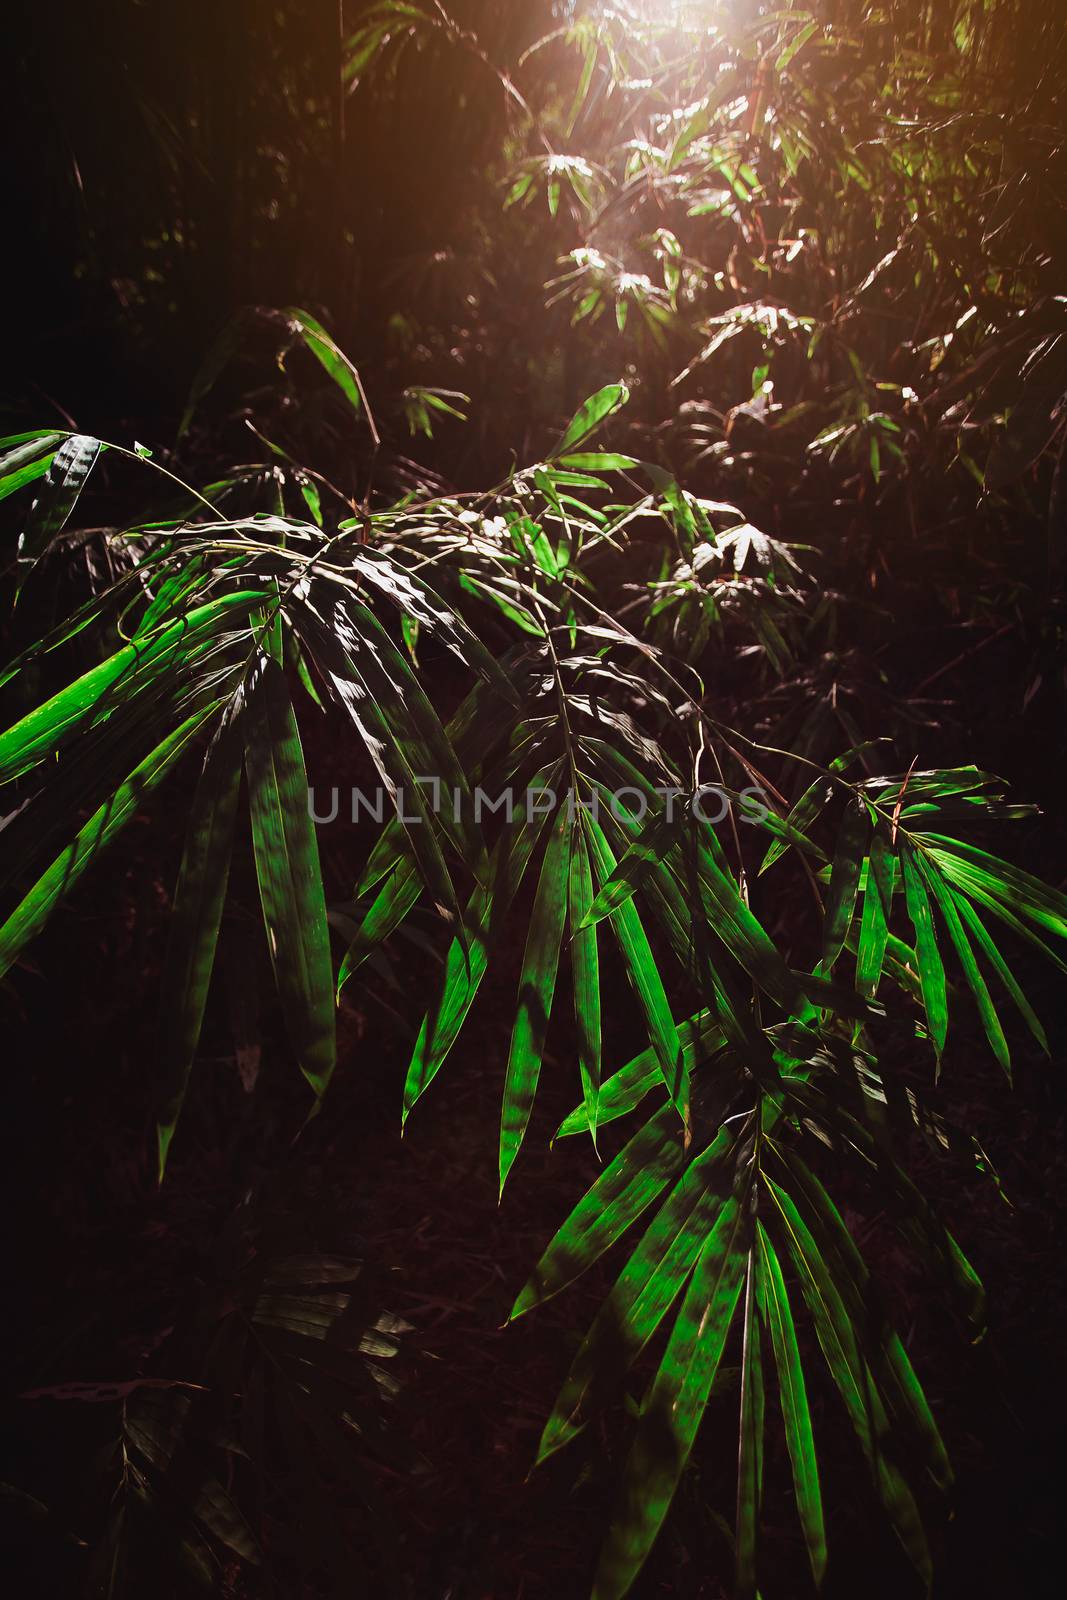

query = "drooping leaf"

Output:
[[156, 696, 245, 1177], [735, 1248, 765, 1600], [856, 830, 894, 997], [765, 1174, 932, 1582], [404, 772, 559, 1123], [245, 656, 335, 1098], [756, 1223, 826, 1586], [584, 811, 689, 1134], [0, 702, 221, 980], [535, 1119, 743, 1462], [592, 1194, 746, 1600], [821, 797, 870, 973], [916, 853, 1010, 1076], [500, 801, 573, 1193], [19, 433, 102, 573], [900, 845, 948, 1056], [336, 856, 422, 995], [511, 1101, 692, 1321], [569, 824, 602, 1145], [555, 1010, 725, 1139]]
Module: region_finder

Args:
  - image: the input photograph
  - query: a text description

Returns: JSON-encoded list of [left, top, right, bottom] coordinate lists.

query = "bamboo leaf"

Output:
[[511, 1102, 690, 1321], [592, 1195, 746, 1600], [821, 798, 869, 973], [584, 811, 689, 1132], [900, 845, 948, 1055], [856, 831, 894, 997], [0, 703, 220, 980], [500, 802, 573, 1193], [757, 1223, 826, 1586], [555, 383, 630, 456], [736, 1247, 765, 1600], [569, 825, 602, 1145], [765, 1174, 931, 1581], [536, 1121, 742, 1461], [916, 853, 1010, 1076], [404, 774, 558, 1123], [245, 656, 335, 1098], [19, 434, 101, 572], [156, 697, 245, 1177], [953, 891, 1048, 1053], [555, 1011, 724, 1139], [336, 856, 422, 995]]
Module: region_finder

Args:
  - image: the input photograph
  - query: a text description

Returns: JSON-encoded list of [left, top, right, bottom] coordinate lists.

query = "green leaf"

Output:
[[592, 1195, 746, 1600], [293, 594, 463, 925], [0, 431, 62, 502], [555, 1010, 724, 1139], [0, 589, 268, 787], [756, 1224, 826, 1586], [777, 1146, 953, 1493], [284, 307, 375, 439], [558, 452, 640, 472], [500, 802, 573, 1193], [336, 856, 422, 995], [584, 812, 689, 1134], [0, 703, 220, 980], [331, 590, 486, 876], [404, 773, 558, 1122], [245, 656, 336, 1098], [511, 1102, 689, 1321], [535, 1121, 742, 1464], [922, 837, 1067, 942], [760, 743, 879, 874], [555, 383, 630, 456], [952, 892, 1048, 1053], [856, 831, 894, 997], [569, 826, 602, 1145], [916, 854, 1010, 1076], [19, 434, 101, 571], [736, 1249, 765, 1600], [156, 698, 244, 1178], [765, 1174, 932, 1581], [580, 808, 681, 928], [821, 798, 869, 973], [900, 846, 948, 1055]]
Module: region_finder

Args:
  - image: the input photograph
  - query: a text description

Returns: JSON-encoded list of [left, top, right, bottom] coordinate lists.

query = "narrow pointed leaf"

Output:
[[736, 1250, 765, 1600], [0, 703, 220, 980], [511, 1102, 689, 1320], [916, 854, 1010, 1076], [901, 846, 948, 1055], [822, 798, 869, 972], [765, 1175, 931, 1582], [585, 813, 689, 1132], [555, 1011, 724, 1139], [953, 891, 1048, 1053], [156, 698, 244, 1177], [536, 1121, 742, 1461], [404, 775, 558, 1122], [336, 854, 422, 994], [245, 657, 335, 1098], [856, 831, 894, 997], [555, 382, 630, 456], [569, 826, 602, 1143], [500, 803, 573, 1192], [19, 433, 101, 571], [757, 1224, 826, 1586], [592, 1195, 746, 1600]]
